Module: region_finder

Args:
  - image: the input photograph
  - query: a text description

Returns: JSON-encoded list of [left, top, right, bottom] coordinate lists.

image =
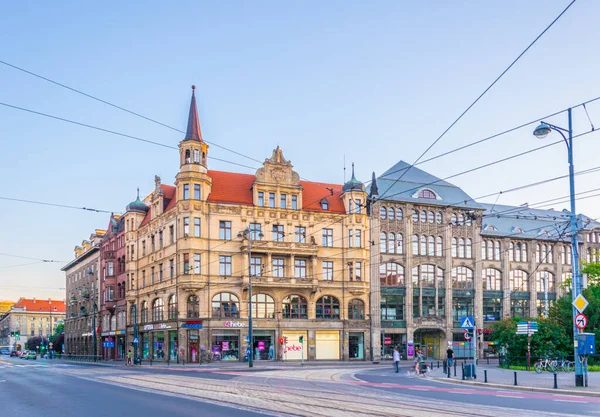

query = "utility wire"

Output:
[[0, 253, 64, 263], [0, 261, 47, 269], [376, 0, 577, 200], [0, 59, 263, 165], [0, 101, 259, 171], [0, 196, 116, 214]]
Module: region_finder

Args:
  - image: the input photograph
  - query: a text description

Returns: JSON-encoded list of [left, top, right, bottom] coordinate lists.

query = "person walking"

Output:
[[393, 347, 400, 373], [126, 349, 133, 366], [447, 346, 454, 366]]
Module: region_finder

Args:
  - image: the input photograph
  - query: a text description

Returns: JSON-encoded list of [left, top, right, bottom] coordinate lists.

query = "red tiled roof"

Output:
[[13, 298, 66, 313], [139, 184, 177, 227]]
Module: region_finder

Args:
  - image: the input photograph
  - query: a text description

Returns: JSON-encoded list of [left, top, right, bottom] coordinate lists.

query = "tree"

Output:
[[52, 323, 64, 339], [52, 333, 64, 353], [26, 336, 42, 351]]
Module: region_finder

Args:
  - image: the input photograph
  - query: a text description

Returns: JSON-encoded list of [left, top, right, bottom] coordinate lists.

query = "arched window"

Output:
[[141, 301, 148, 323], [587, 248, 592, 263], [494, 241, 501, 260], [388, 207, 395, 220], [515, 243, 522, 262], [168, 295, 177, 320], [420, 210, 427, 223], [282, 295, 308, 319], [212, 293, 239, 318], [152, 298, 164, 321], [427, 236, 435, 256], [187, 295, 199, 318], [397, 208, 404, 220], [451, 214, 457, 225], [465, 214, 472, 226], [536, 244, 541, 263], [452, 238, 458, 257], [436, 211, 442, 224], [521, 243, 528, 262], [465, 239, 472, 258], [458, 239, 465, 258], [388, 232, 396, 254], [457, 214, 464, 226], [482, 268, 502, 291], [412, 209, 419, 222], [536, 272, 556, 293], [418, 189, 437, 199], [185, 149, 191, 163], [452, 266, 473, 289], [251, 293, 275, 318], [412, 264, 444, 288], [316, 296, 340, 319], [509, 242, 514, 261], [435, 237, 442, 256], [193, 149, 200, 163], [412, 235, 419, 255], [420, 236, 427, 255], [380, 232, 387, 254], [380, 206, 387, 220], [427, 211, 434, 223], [397, 234, 403, 254], [510, 270, 529, 291], [130, 305, 136, 325], [348, 299, 365, 320], [380, 263, 405, 286]]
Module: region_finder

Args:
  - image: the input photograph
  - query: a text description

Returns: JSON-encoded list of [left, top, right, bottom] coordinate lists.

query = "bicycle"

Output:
[[534, 356, 556, 373]]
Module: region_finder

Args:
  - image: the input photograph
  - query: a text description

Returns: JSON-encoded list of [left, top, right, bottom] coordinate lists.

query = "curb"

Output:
[[431, 376, 600, 398]]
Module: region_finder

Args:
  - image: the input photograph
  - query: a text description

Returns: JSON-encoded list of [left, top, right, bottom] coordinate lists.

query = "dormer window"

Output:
[[193, 149, 200, 163], [483, 224, 498, 231], [320, 198, 329, 210], [513, 227, 525, 233], [257, 192, 264, 207], [415, 188, 438, 199]]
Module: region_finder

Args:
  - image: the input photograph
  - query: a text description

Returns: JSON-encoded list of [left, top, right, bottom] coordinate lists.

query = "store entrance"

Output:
[[252, 331, 274, 361], [413, 328, 444, 360]]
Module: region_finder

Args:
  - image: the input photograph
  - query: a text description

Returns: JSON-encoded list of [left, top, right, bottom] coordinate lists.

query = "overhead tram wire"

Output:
[[0, 59, 263, 165], [0, 196, 117, 214], [0, 102, 259, 171], [376, 0, 577, 200], [0, 253, 64, 263]]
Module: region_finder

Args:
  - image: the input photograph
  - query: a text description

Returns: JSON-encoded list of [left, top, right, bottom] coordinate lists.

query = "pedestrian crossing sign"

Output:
[[460, 316, 474, 329]]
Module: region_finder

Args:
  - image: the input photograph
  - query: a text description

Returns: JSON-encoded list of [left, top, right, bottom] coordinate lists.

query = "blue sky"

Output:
[[1, 1, 599, 301]]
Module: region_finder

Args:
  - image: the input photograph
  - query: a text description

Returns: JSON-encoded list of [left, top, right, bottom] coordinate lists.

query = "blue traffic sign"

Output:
[[460, 316, 475, 329], [133, 337, 139, 344]]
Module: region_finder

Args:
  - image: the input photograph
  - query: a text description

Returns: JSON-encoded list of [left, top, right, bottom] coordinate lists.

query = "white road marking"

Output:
[[495, 394, 524, 398], [449, 391, 472, 395], [553, 399, 587, 403], [408, 387, 430, 391]]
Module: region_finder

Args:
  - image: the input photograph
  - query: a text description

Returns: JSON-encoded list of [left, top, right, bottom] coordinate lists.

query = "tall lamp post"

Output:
[[92, 303, 98, 361], [237, 228, 264, 368], [533, 108, 584, 387]]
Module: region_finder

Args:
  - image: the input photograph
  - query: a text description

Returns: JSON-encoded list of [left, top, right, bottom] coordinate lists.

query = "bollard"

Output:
[[514, 371, 518, 386], [454, 361, 457, 377], [487, 358, 490, 365], [462, 364, 465, 380], [443, 360, 447, 374], [437, 361, 440, 369], [554, 373, 558, 389], [447, 364, 451, 378], [484, 369, 488, 383], [431, 362, 433, 371]]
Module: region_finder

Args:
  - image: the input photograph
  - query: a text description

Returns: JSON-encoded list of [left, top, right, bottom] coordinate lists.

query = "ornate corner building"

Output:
[[122, 87, 371, 363]]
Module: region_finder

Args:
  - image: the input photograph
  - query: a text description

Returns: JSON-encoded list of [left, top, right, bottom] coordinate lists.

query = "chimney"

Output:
[[48, 298, 52, 304], [33, 298, 36, 303]]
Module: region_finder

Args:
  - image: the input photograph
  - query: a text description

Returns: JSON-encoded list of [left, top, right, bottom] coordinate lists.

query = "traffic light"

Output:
[[299, 336, 304, 344], [279, 337, 284, 345]]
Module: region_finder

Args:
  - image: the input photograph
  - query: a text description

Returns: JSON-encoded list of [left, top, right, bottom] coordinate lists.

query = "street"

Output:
[[1, 358, 599, 416]]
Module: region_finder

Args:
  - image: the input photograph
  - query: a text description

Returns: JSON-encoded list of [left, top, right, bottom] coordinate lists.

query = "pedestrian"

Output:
[[126, 349, 133, 366], [414, 348, 421, 375], [393, 347, 400, 373], [447, 346, 454, 367]]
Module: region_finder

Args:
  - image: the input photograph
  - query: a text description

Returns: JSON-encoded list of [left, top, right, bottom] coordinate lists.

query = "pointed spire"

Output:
[[351, 163, 356, 180], [370, 172, 379, 196], [184, 85, 204, 142]]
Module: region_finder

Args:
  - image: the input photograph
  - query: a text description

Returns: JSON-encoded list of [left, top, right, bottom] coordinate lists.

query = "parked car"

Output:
[[0, 349, 10, 355], [10, 351, 18, 357], [24, 351, 37, 360]]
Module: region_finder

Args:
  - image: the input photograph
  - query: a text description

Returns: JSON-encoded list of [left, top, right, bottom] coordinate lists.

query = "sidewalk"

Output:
[[430, 362, 600, 396]]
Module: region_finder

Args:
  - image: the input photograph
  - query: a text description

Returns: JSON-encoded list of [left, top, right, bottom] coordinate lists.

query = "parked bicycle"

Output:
[[534, 356, 556, 373]]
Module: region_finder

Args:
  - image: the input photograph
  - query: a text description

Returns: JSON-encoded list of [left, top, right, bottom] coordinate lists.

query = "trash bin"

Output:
[[464, 364, 475, 379]]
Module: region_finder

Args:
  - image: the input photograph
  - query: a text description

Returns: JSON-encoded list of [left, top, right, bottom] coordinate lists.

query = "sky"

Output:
[[1, 0, 599, 301]]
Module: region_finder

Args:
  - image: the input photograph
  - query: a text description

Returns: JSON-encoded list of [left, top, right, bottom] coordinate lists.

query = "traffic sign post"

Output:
[[573, 294, 589, 313], [461, 316, 476, 376], [575, 314, 588, 330], [515, 321, 538, 371]]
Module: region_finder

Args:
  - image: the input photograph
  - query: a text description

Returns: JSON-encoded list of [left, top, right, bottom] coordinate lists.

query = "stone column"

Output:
[[370, 208, 381, 361], [502, 238, 511, 318]]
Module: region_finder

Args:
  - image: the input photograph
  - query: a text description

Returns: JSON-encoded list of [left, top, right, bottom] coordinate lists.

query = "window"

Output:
[[269, 192, 275, 208], [510, 270, 529, 291], [168, 295, 177, 320], [258, 192, 264, 207], [194, 218, 201, 237], [219, 256, 232, 276], [250, 257, 262, 276], [420, 236, 426, 255], [169, 259, 174, 278], [381, 295, 404, 320], [151, 235, 156, 252], [412, 235, 419, 255], [435, 237, 442, 257], [451, 214, 457, 225], [427, 236, 435, 256], [251, 293, 275, 318], [511, 299, 530, 318], [159, 263, 163, 282], [194, 184, 201, 200], [141, 301, 148, 323], [482, 268, 502, 291], [106, 286, 114, 302], [427, 211, 434, 223], [291, 195, 298, 210], [193, 149, 200, 163], [183, 217, 190, 237], [142, 270, 146, 287], [380, 206, 387, 220], [272, 224, 284, 242], [187, 295, 199, 318], [436, 212, 442, 224], [280, 194, 287, 209], [420, 210, 426, 223], [380, 232, 387, 253], [354, 199, 361, 214], [355, 261, 362, 281], [107, 261, 114, 276], [452, 266, 473, 289], [387, 207, 394, 220], [151, 266, 155, 284], [249, 223, 262, 240], [322, 261, 334, 281], [219, 221, 231, 240], [295, 226, 306, 243], [412, 209, 419, 222], [194, 254, 201, 274], [295, 259, 307, 278], [183, 254, 190, 275], [282, 295, 308, 319], [380, 263, 404, 286], [458, 238, 465, 258], [483, 298, 502, 322], [272, 258, 284, 278], [418, 189, 437, 199], [212, 293, 239, 318], [412, 264, 443, 288], [386, 232, 395, 253], [183, 184, 190, 200], [466, 239, 472, 258], [169, 225, 174, 244], [322, 229, 333, 247], [316, 296, 340, 319], [320, 199, 329, 210], [350, 229, 361, 248], [158, 230, 163, 249], [152, 298, 164, 321], [142, 240, 146, 256], [348, 299, 365, 320], [536, 272, 555, 293], [349, 230, 353, 247]]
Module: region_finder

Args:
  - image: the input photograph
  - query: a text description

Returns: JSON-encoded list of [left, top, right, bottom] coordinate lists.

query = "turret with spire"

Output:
[[180, 85, 209, 169]]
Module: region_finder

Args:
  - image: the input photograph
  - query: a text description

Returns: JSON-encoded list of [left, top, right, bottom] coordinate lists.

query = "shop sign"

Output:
[[101, 331, 116, 337], [258, 341, 265, 351], [81, 332, 93, 337], [116, 330, 126, 335], [407, 342, 414, 357], [225, 321, 247, 328], [182, 321, 203, 329], [103, 342, 115, 348], [222, 341, 230, 350], [283, 344, 302, 353], [384, 336, 392, 345], [157, 323, 172, 329], [143, 324, 154, 331]]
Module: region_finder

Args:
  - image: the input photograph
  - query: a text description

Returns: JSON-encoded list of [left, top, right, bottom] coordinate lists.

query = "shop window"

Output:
[[251, 293, 275, 318], [348, 299, 365, 320], [483, 298, 502, 322], [316, 295, 340, 319], [380, 295, 404, 320], [187, 295, 199, 318], [282, 295, 308, 319], [212, 293, 239, 318], [510, 299, 530, 318]]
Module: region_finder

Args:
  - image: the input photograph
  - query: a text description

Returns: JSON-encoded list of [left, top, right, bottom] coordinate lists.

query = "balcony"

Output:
[[242, 240, 318, 256]]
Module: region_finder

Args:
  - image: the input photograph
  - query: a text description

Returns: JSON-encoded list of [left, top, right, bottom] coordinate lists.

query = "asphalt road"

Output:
[[0, 358, 272, 417]]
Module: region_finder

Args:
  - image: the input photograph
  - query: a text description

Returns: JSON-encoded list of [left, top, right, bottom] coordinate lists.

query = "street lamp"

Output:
[[237, 228, 264, 368], [92, 303, 98, 361], [533, 108, 585, 386]]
